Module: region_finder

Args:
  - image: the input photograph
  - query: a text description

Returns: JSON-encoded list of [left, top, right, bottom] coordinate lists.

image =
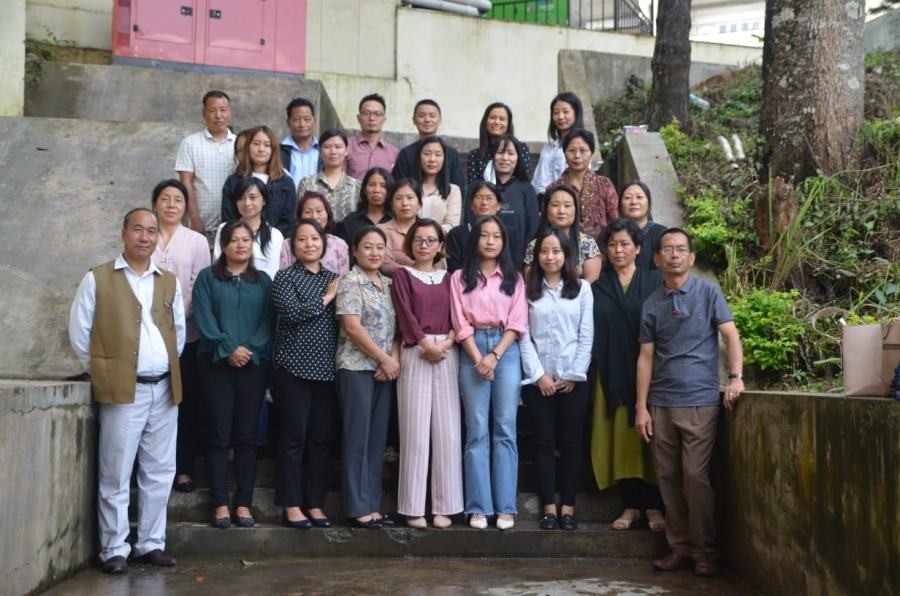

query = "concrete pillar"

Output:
[[558, 50, 601, 159], [0, 0, 26, 116]]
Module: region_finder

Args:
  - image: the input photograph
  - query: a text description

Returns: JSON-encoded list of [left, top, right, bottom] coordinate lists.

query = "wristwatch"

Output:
[[491, 350, 502, 361], [728, 372, 743, 380]]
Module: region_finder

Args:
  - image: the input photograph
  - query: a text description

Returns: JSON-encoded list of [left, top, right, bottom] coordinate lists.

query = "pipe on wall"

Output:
[[403, 0, 489, 17]]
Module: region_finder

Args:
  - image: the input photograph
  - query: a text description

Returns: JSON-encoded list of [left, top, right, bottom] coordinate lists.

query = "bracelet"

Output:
[[728, 372, 743, 380], [490, 350, 502, 361]]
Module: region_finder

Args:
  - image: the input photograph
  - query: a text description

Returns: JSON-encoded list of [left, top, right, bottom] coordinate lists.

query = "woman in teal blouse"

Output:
[[193, 220, 275, 529]]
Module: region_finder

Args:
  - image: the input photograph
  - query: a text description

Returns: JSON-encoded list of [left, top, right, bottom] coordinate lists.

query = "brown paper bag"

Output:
[[843, 319, 900, 397], [843, 323, 887, 396]]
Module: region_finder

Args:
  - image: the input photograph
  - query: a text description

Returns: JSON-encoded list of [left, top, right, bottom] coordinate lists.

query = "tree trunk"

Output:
[[759, 0, 866, 183], [647, 0, 692, 131]]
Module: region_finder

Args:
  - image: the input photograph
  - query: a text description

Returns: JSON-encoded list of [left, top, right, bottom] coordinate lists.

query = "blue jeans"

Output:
[[458, 328, 521, 515]]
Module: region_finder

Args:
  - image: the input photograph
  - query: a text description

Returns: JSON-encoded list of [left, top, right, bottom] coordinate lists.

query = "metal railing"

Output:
[[487, 0, 653, 34]]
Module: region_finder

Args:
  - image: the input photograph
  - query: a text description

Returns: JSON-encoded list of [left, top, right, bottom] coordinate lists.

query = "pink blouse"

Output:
[[152, 225, 211, 343], [449, 268, 528, 342], [279, 233, 350, 275]]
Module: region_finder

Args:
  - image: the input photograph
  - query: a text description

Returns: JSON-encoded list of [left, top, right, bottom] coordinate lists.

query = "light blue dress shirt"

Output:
[[282, 135, 320, 184], [519, 278, 594, 385]]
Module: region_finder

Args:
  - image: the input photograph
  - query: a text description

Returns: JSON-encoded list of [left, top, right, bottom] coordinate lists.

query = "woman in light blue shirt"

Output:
[[520, 226, 594, 531]]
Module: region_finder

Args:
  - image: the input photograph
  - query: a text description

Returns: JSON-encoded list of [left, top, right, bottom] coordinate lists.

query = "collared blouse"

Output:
[[152, 225, 211, 343], [379, 219, 449, 277], [519, 278, 594, 385], [335, 265, 396, 371], [272, 262, 340, 381], [449, 268, 528, 342], [531, 138, 566, 194], [298, 171, 361, 223], [550, 169, 619, 239], [278, 233, 350, 275], [391, 267, 452, 347]]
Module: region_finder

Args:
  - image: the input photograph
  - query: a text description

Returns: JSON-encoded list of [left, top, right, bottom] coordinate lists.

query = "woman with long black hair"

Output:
[[466, 102, 531, 185]]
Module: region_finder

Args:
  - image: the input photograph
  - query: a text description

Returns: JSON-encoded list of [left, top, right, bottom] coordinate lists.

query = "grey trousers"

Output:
[[649, 405, 720, 558], [336, 369, 392, 518]]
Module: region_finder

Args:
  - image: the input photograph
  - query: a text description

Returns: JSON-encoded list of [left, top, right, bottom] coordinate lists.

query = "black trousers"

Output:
[[335, 369, 392, 518], [522, 381, 590, 508], [175, 340, 202, 477], [199, 358, 266, 508], [620, 477, 665, 511], [273, 368, 337, 509]]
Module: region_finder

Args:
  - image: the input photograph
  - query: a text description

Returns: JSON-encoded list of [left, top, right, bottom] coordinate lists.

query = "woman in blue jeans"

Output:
[[450, 215, 528, 530]]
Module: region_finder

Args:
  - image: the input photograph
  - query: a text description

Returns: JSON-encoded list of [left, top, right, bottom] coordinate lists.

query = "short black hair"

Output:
[[286, 97, 316, 119], [657, 227, 693, 253], [359, 93, 386, 112], [600, 218, 641, 252], [151, 179, 190, 207], [122, 207, 156, 229], [352, 225, 388, 249], [414, 99, 441, 115], [319, 128, 348, 147], [202, 90, 230, 107], [562, 128, 595, 153]]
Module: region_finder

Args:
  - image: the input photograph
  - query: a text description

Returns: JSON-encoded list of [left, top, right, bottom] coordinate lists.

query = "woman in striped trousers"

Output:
[[390, 218, 463, 528]]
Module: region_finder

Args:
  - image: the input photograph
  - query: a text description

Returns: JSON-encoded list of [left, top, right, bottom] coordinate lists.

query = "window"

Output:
[[752, 21, 760, 30], [741, 22, 749, 31], [719, 24, 727, 33], [730, 24, 737, 32]]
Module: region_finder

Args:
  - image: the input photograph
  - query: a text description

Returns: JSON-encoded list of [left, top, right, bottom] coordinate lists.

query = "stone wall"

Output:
[[719, 392, 900, 595], [0, 381, 95, 596]]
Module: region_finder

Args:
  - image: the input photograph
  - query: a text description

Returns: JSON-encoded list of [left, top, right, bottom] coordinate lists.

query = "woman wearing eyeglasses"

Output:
[[391, 219, 462, 529], [550, 129, 618, 240]]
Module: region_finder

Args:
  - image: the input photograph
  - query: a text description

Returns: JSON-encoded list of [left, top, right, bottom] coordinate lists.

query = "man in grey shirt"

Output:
[[635, 228, 744, 578]]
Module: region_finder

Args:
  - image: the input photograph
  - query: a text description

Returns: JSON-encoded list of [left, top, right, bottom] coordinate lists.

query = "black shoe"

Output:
[[310, 516, 332, 528], [281, 510, 312, 529], [101, 555, 128, 575], [232, 513, 256, 528], [375, 513, 396, 527], [560, 514, 578, 531], [133, 549, 176, 567], [539, 513, 558, 530], [351, 516, 383, 529], [211, 515, 231, 529], [173, 480, 195, 493]]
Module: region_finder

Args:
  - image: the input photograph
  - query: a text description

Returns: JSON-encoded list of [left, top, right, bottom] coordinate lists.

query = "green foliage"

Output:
[[730, 289, 806, 375], [25, 28, 76, 84], [681, 188, 751, 267]]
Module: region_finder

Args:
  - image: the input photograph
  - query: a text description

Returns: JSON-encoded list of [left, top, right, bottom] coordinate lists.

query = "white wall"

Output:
[[26, 0, 111, 49], [1, 0, 26, 116]]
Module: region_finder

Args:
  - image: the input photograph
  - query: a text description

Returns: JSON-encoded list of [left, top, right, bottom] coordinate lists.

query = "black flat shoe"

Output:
[[173, 480, 195, 493], [375, 513, 396, 527], [560, 514, 578, 531], [101, 555, 128, 575], [212, 516, 231, 529], [232, 513, 256, 528], [539, 513, 558, 530], [133, 549, 176, 567], [281, 510, 312, 529], [351, 517, 383, 529], [310, 516, 332, 528]]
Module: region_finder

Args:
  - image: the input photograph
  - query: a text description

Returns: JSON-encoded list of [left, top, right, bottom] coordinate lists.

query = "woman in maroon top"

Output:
[[390, 218, 463, 529]]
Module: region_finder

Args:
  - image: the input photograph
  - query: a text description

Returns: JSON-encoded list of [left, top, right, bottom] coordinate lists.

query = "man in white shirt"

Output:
[[175, 90, 237, 240], [69, 208, 186, 574], [280, 97, 321, 184]]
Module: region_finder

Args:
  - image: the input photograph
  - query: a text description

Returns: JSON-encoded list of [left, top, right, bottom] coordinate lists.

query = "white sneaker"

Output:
[[496, 516, 515, 531], [406, 516, 427, 529], [433, 515, 452, 529], [469, 515, 488, 529]]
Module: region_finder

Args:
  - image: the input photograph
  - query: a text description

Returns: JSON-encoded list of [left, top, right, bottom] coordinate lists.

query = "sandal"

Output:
[[611, 509, 640, 530], [646, 509, 666, 532]]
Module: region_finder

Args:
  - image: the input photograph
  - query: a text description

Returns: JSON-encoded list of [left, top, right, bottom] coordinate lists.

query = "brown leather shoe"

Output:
[[652, 551, 693, 571], [693, 555, 719, 577]]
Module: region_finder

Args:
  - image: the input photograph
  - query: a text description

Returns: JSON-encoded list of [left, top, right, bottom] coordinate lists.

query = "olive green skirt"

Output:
[[590, 372, 657, 490]]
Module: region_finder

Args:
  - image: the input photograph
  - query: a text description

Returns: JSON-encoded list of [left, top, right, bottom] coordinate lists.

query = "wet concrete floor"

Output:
[[46, 556, 754, 595]]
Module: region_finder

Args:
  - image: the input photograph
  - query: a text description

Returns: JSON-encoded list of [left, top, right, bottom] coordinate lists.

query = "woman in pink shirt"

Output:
[[150, 178, 212, 493], [450, 214, 527, 531]]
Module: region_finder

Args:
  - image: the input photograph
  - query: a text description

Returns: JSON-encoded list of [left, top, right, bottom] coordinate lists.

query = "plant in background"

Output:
[[25, 27, 76, 84], [729, 289, 807, 381]]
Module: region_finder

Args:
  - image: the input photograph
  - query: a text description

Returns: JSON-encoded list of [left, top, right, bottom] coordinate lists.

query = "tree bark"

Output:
[[647, 0, 692, 131], [759, 0, 866, 183]]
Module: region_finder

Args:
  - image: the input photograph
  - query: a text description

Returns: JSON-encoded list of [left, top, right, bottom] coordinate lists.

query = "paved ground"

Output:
[[46, 556, 754, 595]]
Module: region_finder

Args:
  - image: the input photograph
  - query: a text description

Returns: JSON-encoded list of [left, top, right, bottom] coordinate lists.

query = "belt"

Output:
[[136, 372, 170, 385]]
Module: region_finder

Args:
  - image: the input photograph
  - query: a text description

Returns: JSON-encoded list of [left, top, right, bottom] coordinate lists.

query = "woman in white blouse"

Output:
[[411, 136, 462, 233], [531, 93, 584, 195], [214, 176, 283, 282], [519, 226, 593, 531]]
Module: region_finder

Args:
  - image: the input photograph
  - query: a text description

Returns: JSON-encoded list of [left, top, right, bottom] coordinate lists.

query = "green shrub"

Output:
[[730, 289, 806, 376]]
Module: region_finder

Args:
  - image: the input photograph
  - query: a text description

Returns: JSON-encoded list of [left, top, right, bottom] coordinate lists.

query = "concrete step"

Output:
[[137, 488, 625, 525], [161, 521, 668, 559]]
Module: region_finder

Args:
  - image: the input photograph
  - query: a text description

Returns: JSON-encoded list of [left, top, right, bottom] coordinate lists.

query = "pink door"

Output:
[[197, 0, 276, 72], [129, 0, 197, 63]]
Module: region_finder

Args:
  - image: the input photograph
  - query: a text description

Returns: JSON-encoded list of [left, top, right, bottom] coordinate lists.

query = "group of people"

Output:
[[69, 88, 745, 579]]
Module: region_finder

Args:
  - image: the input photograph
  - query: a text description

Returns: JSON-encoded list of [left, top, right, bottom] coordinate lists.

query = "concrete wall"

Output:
[[1, 0, 26, 116], [720, 392, 900, 595], [864, 9, 900, 53], [26, 0, 111, 50], [0, 381, 96, 596]]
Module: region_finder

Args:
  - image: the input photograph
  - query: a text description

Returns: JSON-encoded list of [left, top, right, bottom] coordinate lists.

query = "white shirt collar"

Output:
[[114, 254, 161, 276]]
